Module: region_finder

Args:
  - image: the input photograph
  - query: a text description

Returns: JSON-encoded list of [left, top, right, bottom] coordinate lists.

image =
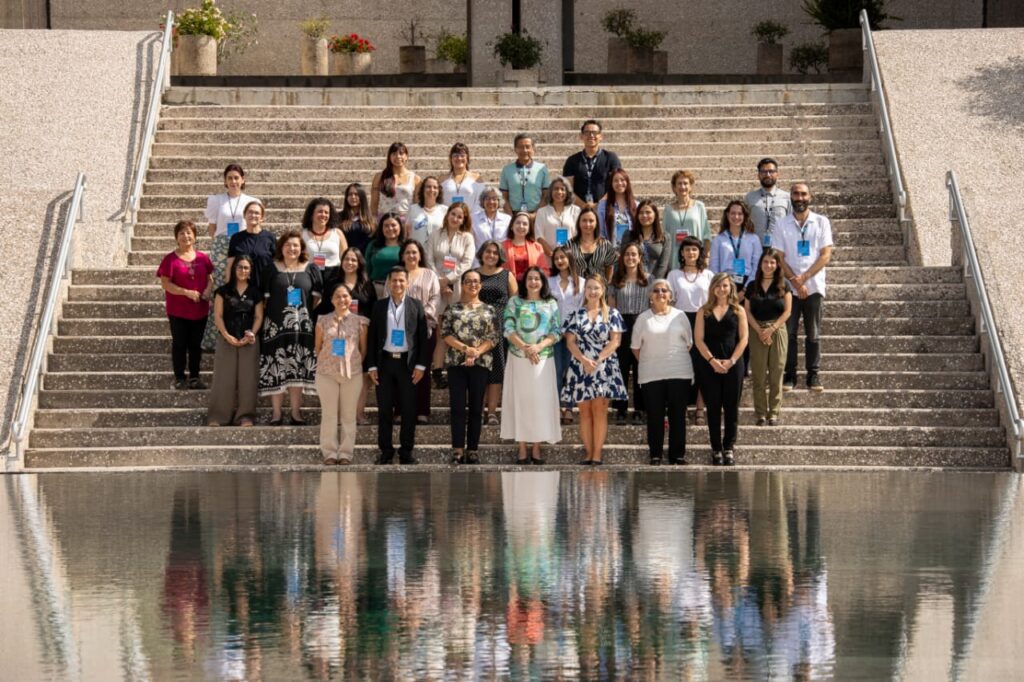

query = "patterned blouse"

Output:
[[567, 239, 618, 279], [503, 297, 561, 359], [608, 279, 653, 316], [440, 302, 501, 370], [315, 313, 369, 380]]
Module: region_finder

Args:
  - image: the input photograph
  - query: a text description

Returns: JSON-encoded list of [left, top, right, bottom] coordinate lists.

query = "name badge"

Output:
[[443, 255, 458, 273], [520, 203, 529, 212], [762, 233, 772, 248], [390, 329, 406, 347], [675, 229, 689, 243], [331, 338, 346, 357], [615, 222, 629, 244], [287, 287, 302, 307], [797, 240, 811, 257], [312, 252, 327, 269], [451, 195, 464, 205], [732, 259, 746, 276], [555, 228, 569, 246], [348, 300, 360, 314], [227, 221, 240, 236], [414, 217, 428, 233], [585, 192, 594, 203]]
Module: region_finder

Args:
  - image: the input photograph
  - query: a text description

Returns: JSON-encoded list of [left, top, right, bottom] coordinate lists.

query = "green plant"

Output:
[[751, 20, 789, 45], [172, 0, 258, 62], [801, 0, 900, 32], [789, 42, 828, 74], [299, 17, 330, 40], [328, 33, 375, 54], [492, 30, 543, 69], [601, 8, 637, 38], [624, 27, 666, 50], [435, 32, 468, 67]]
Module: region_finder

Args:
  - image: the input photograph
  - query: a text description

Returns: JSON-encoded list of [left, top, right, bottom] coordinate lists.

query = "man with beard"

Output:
[[776, 183, 833, 393], [744, 158, 792, 250]]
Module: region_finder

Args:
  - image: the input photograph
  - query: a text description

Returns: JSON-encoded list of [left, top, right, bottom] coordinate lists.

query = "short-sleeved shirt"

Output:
[[630, 308, 694, 384], [205, 193, 260, 237], [744, 186, 792, 241], [406, 203, 448, 244], [561, 149, 622, 204], [608, 279, 653, 316], [215, 283, 261, 338], [663, 201, 712, 268], [667, 268, 715, 313], [316, 313, 368, 380], [534, 204, 581, 248], [499, 161, 550, 212], [227, 229, 276, 291], [156, 250, 214, 320], [777, 211, 834, 297], [503, 297, 561, 358]]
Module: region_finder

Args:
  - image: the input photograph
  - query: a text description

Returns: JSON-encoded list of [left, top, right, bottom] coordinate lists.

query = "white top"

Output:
[[667, 268, 715, 313], [776, 211, 834, 297], [548, 274, 585, 324], [205, 192, 260, 237], [302, 228, 344, 269], [377, 173, 418, 219], [631, 308, 694, 384], [470, 210, 511, 251], [405, 203, 448, 244], [441, 175, 484, 210], [425, 228, 476, 286], [709, 231, 763, 287], [535, 204, 581, 249]]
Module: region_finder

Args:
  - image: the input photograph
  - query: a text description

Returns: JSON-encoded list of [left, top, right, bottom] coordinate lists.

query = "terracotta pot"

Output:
[[399, 45, 426, 74], [177, 34, 217, 76], [607, 37, 628, 72], [828, 28, 862, 74], [757, 43, 784, 75], [332, 51, 372, 75], [300, 36, 329, 76]]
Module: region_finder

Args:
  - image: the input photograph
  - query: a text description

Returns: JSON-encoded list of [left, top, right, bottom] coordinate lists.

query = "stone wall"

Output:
[[0, 29, 155, 444], [875, 28, 1024, 443]]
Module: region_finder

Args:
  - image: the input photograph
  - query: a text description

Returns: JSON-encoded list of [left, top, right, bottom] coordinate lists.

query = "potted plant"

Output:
[[299, 17, 330, 76], [169, 0, 257, 76], [789, 42, 828, 74], [801, 0, 899, 73], [624, 27, 666, 75], [329, 33, 374, 75], [493, 30, 543, 87], [751, 20, 788, 74], [600, 8, 635, 73], [434, 32, 468, 74], [399, 19, 426, 74]]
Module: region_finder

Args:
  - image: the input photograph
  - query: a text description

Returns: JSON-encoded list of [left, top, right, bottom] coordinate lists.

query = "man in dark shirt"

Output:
[[562, 119, 622, 209]]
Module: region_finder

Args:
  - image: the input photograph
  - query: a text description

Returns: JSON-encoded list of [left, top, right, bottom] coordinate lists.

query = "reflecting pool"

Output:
[[2, 471, 1023, 680]]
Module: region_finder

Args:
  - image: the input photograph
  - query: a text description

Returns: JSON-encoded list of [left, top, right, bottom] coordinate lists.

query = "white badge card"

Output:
[[287, 287, 302, 307], [227, 221, 240, 236], [797, 240, 811, 257], [390, 329, 406, 347], [331, 338, 346, 357]]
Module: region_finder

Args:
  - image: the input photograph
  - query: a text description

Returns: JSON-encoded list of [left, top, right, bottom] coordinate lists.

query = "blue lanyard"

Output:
[[727, 232, 742, 259]]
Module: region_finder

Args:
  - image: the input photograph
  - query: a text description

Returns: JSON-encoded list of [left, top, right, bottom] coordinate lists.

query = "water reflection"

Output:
[[0, 471, 1020, 680]]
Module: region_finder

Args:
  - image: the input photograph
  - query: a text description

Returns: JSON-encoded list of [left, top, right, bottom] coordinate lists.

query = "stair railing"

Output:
[[123, 10, 175, 249], [948, 170, 1023, 465], [5, 173, 86, 463]]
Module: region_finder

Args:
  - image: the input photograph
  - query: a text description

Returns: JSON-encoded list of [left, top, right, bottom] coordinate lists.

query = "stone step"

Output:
[[146, 165, 890, 184], [40, 369, 988, 392], [57, 298, 967, 321], [44, 350, 983, 374], [149, 152, 886, 171], [140, 178, 895, 197], [27, 422, 1007, 450], [158, 114, 880, 132], [51, 333, 978, 356], [21, 444, 1007, 469], [37, 388, 993, 410], [71, 265, 961, 286], [32, 406, 999, 429], [54, 316, 976, 338]]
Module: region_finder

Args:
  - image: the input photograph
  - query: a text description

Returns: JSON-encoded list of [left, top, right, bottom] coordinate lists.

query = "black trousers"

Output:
[[643, 378, 690, 460], [168, 315, 205, 380], [613, 314, 644, 415], [376, 353, 417, 458], [448, 364, 488, 450], [696, 362, 744, 452], [785, 293, 824, 380]]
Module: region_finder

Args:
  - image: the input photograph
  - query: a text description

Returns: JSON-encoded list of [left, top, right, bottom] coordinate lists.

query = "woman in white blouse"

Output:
[[534, 176, 581, 257], [426, 203, 477, 386], [440, 142, 484, 209], [405, 176, 448, 244], [666, 236, 714, 426], [471, 187, 511, 258]]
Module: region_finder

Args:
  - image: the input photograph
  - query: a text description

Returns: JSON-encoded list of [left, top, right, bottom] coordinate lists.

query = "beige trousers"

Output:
[[315, 372, 361, 459], [207, 337, 259, 425]]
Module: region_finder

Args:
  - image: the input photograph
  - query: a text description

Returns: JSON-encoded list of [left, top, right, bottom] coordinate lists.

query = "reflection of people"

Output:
[[162, 488, 208, 662]]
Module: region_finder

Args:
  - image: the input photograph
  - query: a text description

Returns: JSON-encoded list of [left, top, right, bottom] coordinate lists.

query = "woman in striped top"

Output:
[[607, 242, 652, 423]]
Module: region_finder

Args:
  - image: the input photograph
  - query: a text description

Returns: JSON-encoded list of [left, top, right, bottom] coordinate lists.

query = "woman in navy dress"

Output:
[[561, 274, 627, 465]]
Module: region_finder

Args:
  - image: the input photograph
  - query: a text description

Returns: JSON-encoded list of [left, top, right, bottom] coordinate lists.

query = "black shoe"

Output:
[[289, 415, 307, 426], [756, 417, 767, 426], [269, 416, 284, 426], [669, 457, 688, 465], [633, 411, 645, 424], [530, 456, 545, 465], [172, 379, 188, 391], [376, 451, 395, 465], [723, 450, 735, 466], [432, 369, 448, 389], [808, 375, 824, 392], [649, 456, 662, 465], [768, 417, 779, 426], [782, 376, 796, 392], [465, 451, 480, 465], [578, 459, 593, 466], [188, 377, 206, 390], [398, 453, 418, 465], [452, 451, 464, 465], [711, 451, 723, 466]]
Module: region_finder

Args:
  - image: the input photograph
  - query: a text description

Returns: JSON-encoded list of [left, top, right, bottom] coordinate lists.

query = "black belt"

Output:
[[384, 351, 408, 359]]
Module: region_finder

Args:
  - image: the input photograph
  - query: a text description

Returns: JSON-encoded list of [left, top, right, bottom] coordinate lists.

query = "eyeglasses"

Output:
[[651, 288, 670, 293], [758, 169, 779, 175], [582, 130, 601, 136]]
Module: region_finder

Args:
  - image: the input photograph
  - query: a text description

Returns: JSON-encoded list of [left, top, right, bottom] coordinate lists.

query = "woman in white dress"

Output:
[[371, 141, 420, 222], [405, 176, 448, 244], [440, 142, 484, 209]]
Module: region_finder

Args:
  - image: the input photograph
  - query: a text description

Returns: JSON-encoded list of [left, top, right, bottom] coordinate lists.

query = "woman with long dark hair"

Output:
[[744, 249, 792, 426], [566, 207, 617, 281], [334, 246, 377, 424], [365, 213, 404, 295], [596, 167, 638, 246], [302, 197, 347, 323], [621, 198, 671, 279], [406, 175, 447, 244], [400, 238, 441, 423], [339, 182, 373, 254], [548, 245, 585, 424], [371, 141, 420, 220], [608, 242, 652, 424]]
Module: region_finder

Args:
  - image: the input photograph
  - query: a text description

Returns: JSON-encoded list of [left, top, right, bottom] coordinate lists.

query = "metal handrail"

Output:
[[124, 10, 175, 236], [948, 170, 1024, 461], [860, 9, 908, 225], [6, 173, 86, 461]]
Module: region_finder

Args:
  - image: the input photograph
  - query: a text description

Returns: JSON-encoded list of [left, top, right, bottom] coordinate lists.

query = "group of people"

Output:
[[156, 120, 834, 466]]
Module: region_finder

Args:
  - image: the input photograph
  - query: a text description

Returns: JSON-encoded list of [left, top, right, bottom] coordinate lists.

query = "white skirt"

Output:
[[500, 353, 562, 444]]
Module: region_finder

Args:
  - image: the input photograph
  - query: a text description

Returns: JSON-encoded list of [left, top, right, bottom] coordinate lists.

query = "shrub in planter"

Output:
[[801, 0, 900, 72], [601, 7, 636, 72], [329, 33, 375, 75], [624, 27, 665, 75], [789, 42, 828, 74], [436, 32, 468, 73], [751, 20, 788, 74], [299, 17, 330, 75], [493, 30, 543, 70]]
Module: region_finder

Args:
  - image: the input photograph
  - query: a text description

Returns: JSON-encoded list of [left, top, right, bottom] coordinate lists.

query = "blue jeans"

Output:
[[553, 339, 571, 408]]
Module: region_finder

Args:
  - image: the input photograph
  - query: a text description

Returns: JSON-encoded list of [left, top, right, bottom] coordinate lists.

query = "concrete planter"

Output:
[[626, 45, 654, 74], [828, 28, 862, 74], [503, 67, 539, 87], [332, 52, 372, 76], [607, 37, 628, 72], [653, 50, 668, 75], [177, 34, 217, 76], [300, 36, 329, 76], [426, 57, 452, 74], [757, 43, 784, 75], [399, 45, 426, 74]]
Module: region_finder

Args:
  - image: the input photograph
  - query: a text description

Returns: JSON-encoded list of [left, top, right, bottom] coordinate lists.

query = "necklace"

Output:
[[682, 267, 700, 283]]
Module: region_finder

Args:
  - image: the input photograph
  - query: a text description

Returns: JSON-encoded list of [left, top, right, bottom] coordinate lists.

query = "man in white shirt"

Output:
[[744, 157, 791, 249], [776, 183, 833, 392]]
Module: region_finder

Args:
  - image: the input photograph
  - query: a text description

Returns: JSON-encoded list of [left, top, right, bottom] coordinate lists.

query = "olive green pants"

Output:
[[749, 322, 788, 419]]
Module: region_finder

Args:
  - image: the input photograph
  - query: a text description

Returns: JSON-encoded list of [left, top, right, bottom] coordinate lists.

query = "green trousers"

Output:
[[749, 322, 788, 419]]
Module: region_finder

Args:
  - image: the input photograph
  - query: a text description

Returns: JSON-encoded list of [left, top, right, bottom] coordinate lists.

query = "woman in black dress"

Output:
[[475, 239, 518, 425], [259, 229, 323, 425], [693, 272, 748, 465]]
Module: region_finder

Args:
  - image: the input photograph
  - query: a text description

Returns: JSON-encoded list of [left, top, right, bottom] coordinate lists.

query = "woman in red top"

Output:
[[502, 211, 548, 282], [156, 220, 215, 390]]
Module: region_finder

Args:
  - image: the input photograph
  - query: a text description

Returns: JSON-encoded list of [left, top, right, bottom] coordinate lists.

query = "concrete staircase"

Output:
[[23, 84, 1009, 468]]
